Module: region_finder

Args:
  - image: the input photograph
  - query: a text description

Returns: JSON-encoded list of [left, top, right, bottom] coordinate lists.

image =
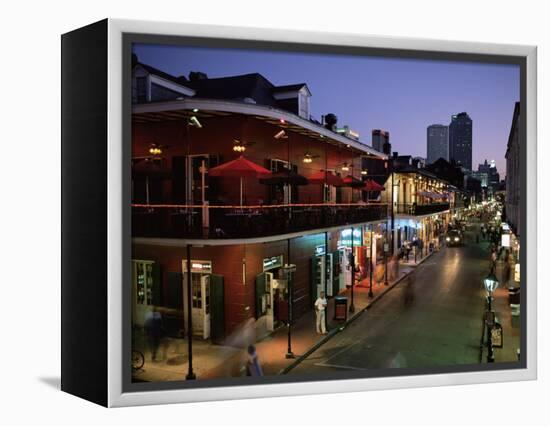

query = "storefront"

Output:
[[182, 259, 224, 341], [337, 227, 362, 289], [256, 255, 288, 332]]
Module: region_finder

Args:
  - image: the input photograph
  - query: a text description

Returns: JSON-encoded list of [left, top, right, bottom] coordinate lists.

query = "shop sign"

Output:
[[183, 260, 212, 274], [315, 244, 326, 256], [501, 234, 511, 248], [263, 255, 283, 271], [491, 324, 503, 348], [338, 228, 362, 247]]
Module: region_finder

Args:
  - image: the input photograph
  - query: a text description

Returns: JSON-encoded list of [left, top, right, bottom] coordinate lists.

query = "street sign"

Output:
[[384, 243, 389, 252], [491, 324, 503, 348]]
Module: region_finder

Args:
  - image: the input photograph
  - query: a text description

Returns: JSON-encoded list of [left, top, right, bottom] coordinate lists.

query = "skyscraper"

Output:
[[449, 112, 473, 170], [372, 129, 390, 153], [426, 124, 449, 164]]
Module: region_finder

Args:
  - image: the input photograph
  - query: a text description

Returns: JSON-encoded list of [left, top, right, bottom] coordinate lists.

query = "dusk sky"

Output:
[[134, 43, 519, 176]]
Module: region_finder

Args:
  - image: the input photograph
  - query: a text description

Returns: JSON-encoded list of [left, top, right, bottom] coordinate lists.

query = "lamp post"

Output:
[[349, 226, 355, 313], [185, 244, 196, 380], [282, 262, 297, 359], [368, 225, 374, 298], [384, 236, 389, 285], [483, 272, 499, 363]]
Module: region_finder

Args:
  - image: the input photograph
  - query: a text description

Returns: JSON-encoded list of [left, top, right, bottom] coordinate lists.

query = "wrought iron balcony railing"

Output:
[[132, 203, 389, 239], [395, 203, 450, 216]]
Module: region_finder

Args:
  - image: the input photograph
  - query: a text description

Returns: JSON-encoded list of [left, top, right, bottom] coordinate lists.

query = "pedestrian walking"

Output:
[[503, 258, 512, 287], [245, 345, 263, 376], [314, 291, 328, 334], [144, 306, 163, 362], [490, 249, 497, 274]]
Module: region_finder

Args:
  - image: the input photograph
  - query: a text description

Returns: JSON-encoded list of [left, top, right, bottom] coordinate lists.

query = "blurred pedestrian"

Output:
[[245, 345, 263, 377], [503, 259, 511, 287], [490, 249, 497, 273], [314, 291, 327, 334], [144, 306, 163, 362]]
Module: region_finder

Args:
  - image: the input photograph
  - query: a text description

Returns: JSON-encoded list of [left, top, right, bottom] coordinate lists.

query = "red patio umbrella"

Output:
[[362, 179, 385, 202], [342, 175, 365, 188], [307, 170, 344, 187], [208, 155, 271, 206], [362, 179, 385, 192]]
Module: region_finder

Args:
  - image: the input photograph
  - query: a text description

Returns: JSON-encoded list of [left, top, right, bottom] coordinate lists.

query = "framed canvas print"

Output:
[[61, 19, 537, 407]]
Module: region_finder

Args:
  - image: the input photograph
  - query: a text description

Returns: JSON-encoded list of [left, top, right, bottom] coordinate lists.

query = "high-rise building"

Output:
[[478, 159, 500, 193], [372, 129, 389, 153], [506, 102, 520, 237], [449, 112, 473, 170], [426, 124, 449, 164]]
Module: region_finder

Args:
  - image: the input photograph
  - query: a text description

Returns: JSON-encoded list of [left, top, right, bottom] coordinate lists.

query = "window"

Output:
[[135, 261, 154, 305], [270, 158, 291, 172]]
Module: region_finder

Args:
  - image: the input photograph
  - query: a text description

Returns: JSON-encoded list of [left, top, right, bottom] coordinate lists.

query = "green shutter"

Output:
[[151, 263, 162, 306], [310, 257, 318, 307], [255, 273, 267, 319], [166, 272, 183, 310], [210, 274, 225, 344], [332, 251, 340, 296]]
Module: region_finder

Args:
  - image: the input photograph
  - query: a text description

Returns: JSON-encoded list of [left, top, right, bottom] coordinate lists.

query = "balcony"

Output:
[[132, 203, 388, 240], [395, 203, 450, 216]]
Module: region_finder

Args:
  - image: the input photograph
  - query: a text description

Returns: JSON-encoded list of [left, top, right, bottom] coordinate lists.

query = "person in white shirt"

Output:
[[314, 291, 328, 334]]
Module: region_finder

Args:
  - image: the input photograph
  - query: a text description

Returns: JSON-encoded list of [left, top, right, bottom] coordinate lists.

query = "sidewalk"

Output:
[[470, 218, 521, 363], [132, 256, 422, 382]]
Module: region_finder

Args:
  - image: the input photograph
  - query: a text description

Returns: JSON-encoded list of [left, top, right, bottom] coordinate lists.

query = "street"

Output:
[[289, 221, 517, 374]]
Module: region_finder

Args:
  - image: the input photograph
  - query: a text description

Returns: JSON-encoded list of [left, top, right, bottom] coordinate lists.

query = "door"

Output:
[[187, 155, 210, 205], [310, 256, 325, 306], [255, 272, 267, 319], [332, 251, 341, 295], [339, 248, 351, 291], [200, 274, 211, 339], [325, 253, 333, 296], [210, 274, 224, 344], [265, 272, 274, 331], [185, 272, 210, 339]]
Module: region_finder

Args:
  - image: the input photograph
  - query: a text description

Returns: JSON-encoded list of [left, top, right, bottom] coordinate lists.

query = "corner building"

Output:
[[130, 61, 388, 343]]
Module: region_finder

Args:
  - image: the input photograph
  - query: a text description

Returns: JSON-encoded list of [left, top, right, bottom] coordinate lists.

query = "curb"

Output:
[[279, 251, 435, 375]]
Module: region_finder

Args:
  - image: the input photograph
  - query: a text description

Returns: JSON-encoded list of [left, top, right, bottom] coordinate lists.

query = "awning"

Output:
[[307, 170, 344, 186], [362, 179, 385, 191], [342, 175, 365, 188]]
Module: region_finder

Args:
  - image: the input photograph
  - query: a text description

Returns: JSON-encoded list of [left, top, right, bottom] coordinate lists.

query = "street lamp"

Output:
[[483, 272, 499, 363], [349, 226, 355, 313], [368, 225, 374, 298], [384, 236, 389, 285], [282, 263, 297, 359]]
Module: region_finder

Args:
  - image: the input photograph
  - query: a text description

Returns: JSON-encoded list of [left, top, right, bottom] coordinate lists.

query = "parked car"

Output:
[[446, 230, 463, 247]]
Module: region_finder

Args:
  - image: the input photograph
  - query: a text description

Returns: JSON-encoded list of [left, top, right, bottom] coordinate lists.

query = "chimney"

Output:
[[324, 113, 338, 131], [189, 71, 208, 81]]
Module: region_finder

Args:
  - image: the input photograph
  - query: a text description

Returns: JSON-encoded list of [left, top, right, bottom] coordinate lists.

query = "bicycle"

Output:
[[132, 349, 145, 371]]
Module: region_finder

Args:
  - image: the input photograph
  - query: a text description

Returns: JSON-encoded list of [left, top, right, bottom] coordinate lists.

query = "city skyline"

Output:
[[133, 43, 519, 176]]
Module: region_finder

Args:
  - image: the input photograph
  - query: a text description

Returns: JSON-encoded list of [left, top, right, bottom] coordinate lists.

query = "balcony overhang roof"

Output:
[[132, 98, 387, 159]]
